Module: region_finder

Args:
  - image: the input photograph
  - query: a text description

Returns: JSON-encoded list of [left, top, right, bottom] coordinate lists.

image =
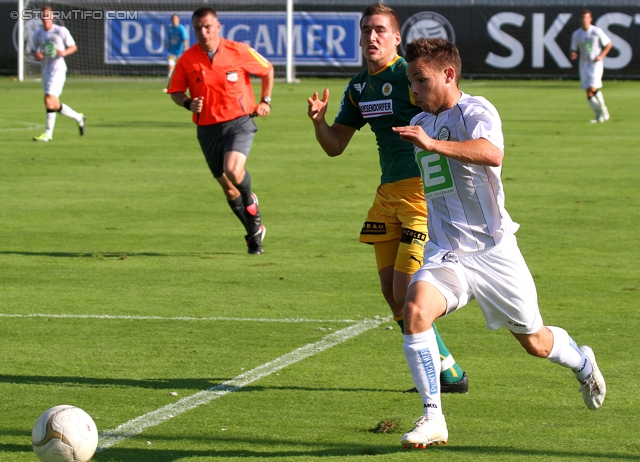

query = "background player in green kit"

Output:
[[307, 2, 467, 393]]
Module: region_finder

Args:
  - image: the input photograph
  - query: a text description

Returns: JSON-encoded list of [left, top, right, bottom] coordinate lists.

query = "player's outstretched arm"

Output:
[[307, 88, 356, 157], [392, 126, 503, 167]]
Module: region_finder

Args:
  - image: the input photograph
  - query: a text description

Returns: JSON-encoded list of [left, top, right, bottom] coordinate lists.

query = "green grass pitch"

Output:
[[1, 75, 639, 461]]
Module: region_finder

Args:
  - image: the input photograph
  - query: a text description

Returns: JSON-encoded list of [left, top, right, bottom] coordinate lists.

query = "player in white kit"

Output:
[[570, 9, 612, 123], [391, 38, 606, 449], [30, 6, 86, 142]]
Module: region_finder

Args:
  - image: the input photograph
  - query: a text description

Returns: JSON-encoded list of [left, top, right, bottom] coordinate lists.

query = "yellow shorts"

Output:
[[359, 177, 428, 274]]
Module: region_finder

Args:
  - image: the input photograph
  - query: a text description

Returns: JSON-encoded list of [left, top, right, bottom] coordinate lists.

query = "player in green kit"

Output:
[[307, 2, 467, 393]]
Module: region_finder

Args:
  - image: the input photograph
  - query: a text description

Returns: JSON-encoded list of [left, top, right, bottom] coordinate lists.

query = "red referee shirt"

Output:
[[168, 38, 272, 125]]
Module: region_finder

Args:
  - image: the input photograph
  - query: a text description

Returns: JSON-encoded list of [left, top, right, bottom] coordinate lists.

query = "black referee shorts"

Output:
[[196, 115, 258, 178]]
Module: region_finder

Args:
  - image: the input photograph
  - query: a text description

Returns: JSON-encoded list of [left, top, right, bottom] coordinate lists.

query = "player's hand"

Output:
[[570, 51, 578, 61], [56, 49, 65, 57], [594, 55, 604, 62], [33, 52, 44, 61], [254, 101, 271, 117], [192, 96, 204, 113], [307, 88, 329, 122], [392, 125, 434, 152]]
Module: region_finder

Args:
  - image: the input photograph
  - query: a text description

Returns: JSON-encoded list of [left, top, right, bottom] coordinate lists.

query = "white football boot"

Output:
[[401, 415, 448, 449], [578, 345, 606, 410]]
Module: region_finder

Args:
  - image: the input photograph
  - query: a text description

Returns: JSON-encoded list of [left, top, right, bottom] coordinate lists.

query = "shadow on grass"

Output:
[[1, 440, 638, 461], [98, 446, 640, 461], [0, 374, 404, 394], [89, 121, 193, 128], [0, 250, 235, 258]]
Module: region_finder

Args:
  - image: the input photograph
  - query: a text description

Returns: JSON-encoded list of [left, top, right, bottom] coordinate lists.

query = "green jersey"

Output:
[[334, 55, 421, 184]]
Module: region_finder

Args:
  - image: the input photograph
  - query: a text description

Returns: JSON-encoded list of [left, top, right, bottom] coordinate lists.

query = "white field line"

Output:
[[0, 119, 43, 131], [0, 313, 362, 323], [97, 316, 388, 451]]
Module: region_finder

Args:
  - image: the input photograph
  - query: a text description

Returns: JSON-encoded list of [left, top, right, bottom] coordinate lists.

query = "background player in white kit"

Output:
[[570, 9, 612, 123], [30, 6, 86, 142], [391, 38, 606, 449]]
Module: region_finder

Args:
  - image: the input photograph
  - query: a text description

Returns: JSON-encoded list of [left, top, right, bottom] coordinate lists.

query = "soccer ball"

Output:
[[32, 405, 99, 462]]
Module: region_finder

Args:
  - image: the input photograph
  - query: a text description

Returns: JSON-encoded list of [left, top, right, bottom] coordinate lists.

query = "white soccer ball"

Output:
[[32, 405, 99, 462]]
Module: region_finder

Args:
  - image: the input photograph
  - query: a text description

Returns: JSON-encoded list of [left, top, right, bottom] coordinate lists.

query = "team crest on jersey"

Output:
[[382, 83, 393, 96], [226, 72, 238, 82], [438, 126, 451, 141], [359, 100, 393, 119]]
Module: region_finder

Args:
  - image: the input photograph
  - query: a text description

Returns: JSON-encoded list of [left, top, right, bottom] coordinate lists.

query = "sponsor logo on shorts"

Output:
[[361, 222, 387, 235], [359, 100, 393, 119], [418, 349, 439, 394], [401, 227, 427, 244]]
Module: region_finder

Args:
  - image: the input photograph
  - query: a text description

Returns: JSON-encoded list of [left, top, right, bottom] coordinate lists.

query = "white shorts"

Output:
[[410, 235, 543, 334], [168, 53, 183, 67], [580, 61, 603, 90], [42, 68, 66, 97]]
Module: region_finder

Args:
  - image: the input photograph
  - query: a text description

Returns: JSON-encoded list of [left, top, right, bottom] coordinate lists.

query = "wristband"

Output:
[[183, 98, 192, 110]]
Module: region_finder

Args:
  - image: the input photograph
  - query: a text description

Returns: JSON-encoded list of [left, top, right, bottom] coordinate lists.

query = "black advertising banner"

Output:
[[392, 6, 640, 79], [298, 5, 640, 79], [2, 4, 639, 78]]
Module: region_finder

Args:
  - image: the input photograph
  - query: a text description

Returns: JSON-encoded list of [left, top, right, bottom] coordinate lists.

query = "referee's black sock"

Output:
[[227, 196, 251, 234], [234, 170, 255, 208]]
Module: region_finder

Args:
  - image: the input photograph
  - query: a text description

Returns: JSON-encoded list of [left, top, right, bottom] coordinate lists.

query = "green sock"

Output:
[[433, 323, 465, 383]]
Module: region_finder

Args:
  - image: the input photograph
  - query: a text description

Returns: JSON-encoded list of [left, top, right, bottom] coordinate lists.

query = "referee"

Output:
[[168, 7, 274, 254]]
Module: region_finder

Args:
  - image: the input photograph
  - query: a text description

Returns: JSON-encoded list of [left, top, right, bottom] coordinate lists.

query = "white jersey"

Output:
[[30, 24, 76, 75], [570, 25, 611, 63], [411, 92, 518, 253]]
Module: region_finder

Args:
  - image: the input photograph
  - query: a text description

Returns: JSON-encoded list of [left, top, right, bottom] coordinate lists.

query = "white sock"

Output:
[[594, 91, 608, 115], [588, 96, 601, 117], [546, 326, 592, 382], [59, 103, 82, 122], [45, 111, 56, 138], [404, 328, 443, 420]]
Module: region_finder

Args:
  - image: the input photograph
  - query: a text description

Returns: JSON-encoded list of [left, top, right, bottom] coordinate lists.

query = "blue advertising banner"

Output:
[[104, 11, 362, 67]]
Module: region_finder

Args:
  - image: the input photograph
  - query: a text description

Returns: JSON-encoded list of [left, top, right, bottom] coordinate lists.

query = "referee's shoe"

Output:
[[246, 193, 261, 233], [246, 225, 266, 255]]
